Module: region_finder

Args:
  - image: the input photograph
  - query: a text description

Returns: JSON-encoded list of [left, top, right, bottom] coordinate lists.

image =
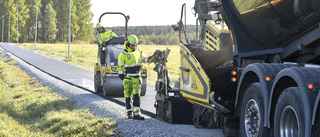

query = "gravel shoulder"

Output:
[[0, 48, 223, 137]]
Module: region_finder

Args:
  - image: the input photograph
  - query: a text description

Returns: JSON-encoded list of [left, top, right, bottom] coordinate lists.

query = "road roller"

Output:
[[94, 12, 147, 96]]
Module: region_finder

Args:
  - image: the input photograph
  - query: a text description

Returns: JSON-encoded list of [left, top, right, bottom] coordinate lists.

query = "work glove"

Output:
[[119, 74, 125, 80]]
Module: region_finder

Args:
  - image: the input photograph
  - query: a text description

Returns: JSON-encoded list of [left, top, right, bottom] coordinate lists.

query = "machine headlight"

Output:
[[111, 67, 118, 72]]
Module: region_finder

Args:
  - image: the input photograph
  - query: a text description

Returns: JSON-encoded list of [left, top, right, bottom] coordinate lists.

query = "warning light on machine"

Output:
[[265, 76, 271, 82], [308, 83, 314, 90], [231, 70, 237, 76], [231, 77, 237, 82]]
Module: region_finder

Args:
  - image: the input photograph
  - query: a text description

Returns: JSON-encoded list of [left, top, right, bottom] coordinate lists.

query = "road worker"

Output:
[[117, 35, 155, 120], [96, 23, 117, 46]]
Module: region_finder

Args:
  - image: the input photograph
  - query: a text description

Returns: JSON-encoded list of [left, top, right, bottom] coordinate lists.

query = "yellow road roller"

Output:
[[94, 12, 147, 96]]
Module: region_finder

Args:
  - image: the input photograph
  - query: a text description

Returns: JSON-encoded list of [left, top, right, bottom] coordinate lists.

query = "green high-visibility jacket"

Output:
[[97, 30, 117, 44], [117, 41, 147, 77]]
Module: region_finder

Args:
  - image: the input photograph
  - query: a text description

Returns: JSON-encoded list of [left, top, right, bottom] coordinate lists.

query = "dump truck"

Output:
[[93, 12, 147, 97], [152, 0, 320, 136]]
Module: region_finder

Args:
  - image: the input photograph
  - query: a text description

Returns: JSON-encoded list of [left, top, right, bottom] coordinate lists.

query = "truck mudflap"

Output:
[[179, 43, 211, 104]]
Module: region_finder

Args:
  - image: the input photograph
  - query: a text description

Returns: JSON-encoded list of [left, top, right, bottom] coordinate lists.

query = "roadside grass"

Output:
[[21, 43, 180, 86], [0, 55, 116, 136]]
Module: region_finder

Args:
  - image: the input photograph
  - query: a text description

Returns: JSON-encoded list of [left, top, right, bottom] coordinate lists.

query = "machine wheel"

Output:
[[140, 87, 146, 96], [94, 72, 103, 93], [239, 82, 265, 137], [192, 110, 200, 128], [274, 87, 304, 137], [192, 105, 202, 128], [140, 78, 147, 96], [102, 78, 107, 96], [200, 109, 214, 128]]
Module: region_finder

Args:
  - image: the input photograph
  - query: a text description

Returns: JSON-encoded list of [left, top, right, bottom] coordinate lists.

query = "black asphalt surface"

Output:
[[0, 43, 156, 117]]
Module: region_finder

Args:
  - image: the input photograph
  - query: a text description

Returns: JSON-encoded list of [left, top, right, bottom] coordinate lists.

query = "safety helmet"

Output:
[[96, 23, 102, 28], [128, 35, 138, 45], [96, 23, 106, 33]]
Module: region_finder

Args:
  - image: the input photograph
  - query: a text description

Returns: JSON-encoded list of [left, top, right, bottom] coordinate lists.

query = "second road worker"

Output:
[[96, 23, 117, 46], [117, 35, 155, 120]]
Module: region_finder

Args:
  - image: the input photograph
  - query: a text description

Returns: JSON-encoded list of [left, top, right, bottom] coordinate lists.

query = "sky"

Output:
[[90, 0, 197, 27]]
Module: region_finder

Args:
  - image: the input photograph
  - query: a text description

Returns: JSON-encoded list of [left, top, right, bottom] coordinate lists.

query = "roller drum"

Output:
[[103, 75, 124, 96], [102, 75, 147, 97]]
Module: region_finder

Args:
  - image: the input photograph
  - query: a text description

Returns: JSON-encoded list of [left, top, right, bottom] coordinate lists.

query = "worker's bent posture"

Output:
[[96, 23, 117, 46], [117, 35, 154, 120]]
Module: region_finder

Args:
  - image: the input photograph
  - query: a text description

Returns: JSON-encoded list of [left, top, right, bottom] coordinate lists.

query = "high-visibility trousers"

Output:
[[123, 76, 142, 115]]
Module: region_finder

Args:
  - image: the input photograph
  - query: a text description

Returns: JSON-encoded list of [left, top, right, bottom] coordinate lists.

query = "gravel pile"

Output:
[[0, 49, 223, 137]]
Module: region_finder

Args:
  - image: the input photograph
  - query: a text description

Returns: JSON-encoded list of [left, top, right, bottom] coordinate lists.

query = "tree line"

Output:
[[0, 0, 197, 45], [0, 0, 93, 43], [107, 25, 197, 45]]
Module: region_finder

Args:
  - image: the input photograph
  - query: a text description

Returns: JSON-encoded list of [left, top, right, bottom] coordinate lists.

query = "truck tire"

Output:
[[274, 87, 305, 137], [94, 72, 103, 93], [239, 82, 265, 137]]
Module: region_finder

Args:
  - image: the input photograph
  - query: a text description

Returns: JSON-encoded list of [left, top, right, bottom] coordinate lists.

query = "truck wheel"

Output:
[[274, 87, 304, 137], [94, 72, 103, 93], [239, 82, 265, 137]]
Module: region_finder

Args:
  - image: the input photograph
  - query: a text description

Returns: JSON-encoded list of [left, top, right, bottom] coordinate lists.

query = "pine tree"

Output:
[[43, 2, 58, 42], [25, 0, 42, 42], [52, 0, 69, 42], [70, 0, 79, 42], [14, 0, 30, 43], [75, 0, 93, 43]]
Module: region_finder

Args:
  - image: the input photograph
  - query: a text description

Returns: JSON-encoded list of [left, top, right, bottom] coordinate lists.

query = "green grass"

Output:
[[234, 0, 266, 13], [21, 43, 181, 86], [0, 55, 116, 136]]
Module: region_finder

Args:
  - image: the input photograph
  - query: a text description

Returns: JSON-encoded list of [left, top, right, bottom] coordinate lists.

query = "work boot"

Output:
[[127, 110, 133, 119], [133, 115, 145, 120]]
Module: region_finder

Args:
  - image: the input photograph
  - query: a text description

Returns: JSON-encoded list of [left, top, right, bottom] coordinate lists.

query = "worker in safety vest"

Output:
[[117, 35, 155, 120], [96, 23, 117, 46]]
